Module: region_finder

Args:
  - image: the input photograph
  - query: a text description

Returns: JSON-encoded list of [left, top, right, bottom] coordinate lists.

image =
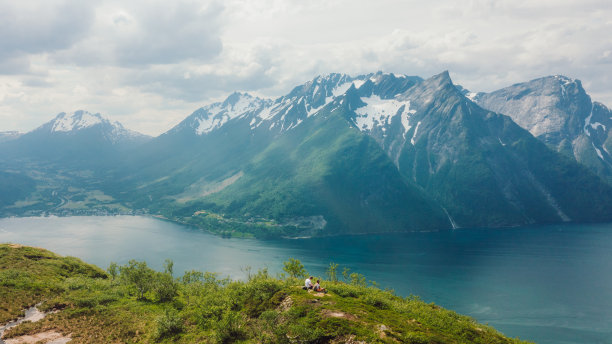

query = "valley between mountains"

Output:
[[2, 71, 612, 238]]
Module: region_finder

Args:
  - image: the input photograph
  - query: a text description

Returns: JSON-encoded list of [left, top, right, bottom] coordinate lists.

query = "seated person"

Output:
[[304, 276, 314, 290], [313, 280, 326, 293]]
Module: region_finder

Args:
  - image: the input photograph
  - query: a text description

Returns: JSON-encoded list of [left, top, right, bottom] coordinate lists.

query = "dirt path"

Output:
[[0, 304, 69, 344], [4, 331, 70, 344]]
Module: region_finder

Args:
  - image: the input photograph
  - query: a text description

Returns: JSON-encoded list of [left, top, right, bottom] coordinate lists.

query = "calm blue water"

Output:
[[1, 216, 612, 344]]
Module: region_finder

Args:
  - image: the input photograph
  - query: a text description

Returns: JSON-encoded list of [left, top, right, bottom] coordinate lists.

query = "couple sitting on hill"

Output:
[[304, 276, 326, 293]]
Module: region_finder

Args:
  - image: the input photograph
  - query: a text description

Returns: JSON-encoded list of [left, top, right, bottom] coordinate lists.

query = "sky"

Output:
[[1, 0, 611, 136]]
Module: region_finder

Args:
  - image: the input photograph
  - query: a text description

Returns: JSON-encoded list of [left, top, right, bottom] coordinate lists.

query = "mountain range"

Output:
[[1, 72, 611, 237]]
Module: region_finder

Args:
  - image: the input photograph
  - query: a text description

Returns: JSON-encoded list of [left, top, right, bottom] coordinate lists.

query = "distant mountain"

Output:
[[0, 111, 151, 215], [465, 76, 612, 184], [0, 110, 151, 168], [35, 110, 150, 145], [2, 74, 612, 236]]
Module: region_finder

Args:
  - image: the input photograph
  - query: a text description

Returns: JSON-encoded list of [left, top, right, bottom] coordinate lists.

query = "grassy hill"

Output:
[[0, 244, 530, 343]]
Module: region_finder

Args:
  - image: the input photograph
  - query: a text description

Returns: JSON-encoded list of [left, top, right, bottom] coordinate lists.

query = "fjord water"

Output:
[[2, 216, 612, 343]]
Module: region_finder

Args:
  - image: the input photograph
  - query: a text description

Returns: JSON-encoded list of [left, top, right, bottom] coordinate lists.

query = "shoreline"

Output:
[[1, 213, 611, 241]]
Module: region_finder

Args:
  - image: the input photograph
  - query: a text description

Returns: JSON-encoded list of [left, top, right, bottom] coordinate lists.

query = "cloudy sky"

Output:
[[1, 0, 611, 136]]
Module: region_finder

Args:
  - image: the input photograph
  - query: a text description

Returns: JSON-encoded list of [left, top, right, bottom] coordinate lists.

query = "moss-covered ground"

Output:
[[0, 244, 531, 343]]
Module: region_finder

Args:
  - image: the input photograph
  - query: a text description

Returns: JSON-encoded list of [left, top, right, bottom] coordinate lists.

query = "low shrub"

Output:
[[155, 308, 184, 340]]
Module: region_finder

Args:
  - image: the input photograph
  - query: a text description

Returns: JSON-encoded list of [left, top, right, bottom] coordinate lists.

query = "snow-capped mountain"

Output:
[[121, 71, 612, 234], [51, 110, 105, 132], [166, 74, 361, 136], [169, 92, 271, 136], [0, 110, 150, 168], [463, 76, 612, 184], [165, 72, 422, 138], [249, 73, 358, 132], [36, 110, 150, 144], [3, 72, 612, 236]]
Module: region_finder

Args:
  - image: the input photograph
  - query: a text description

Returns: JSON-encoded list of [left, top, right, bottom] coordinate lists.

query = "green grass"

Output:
[[0, 244, 531, 343]]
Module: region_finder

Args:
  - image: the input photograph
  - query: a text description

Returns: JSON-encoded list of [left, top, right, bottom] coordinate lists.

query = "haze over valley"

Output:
[[2, 71, 612, 238]]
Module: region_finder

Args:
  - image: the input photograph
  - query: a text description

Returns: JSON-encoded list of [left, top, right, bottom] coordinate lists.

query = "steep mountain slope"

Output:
[[121, 73, 448, 236], [347, 72, 612, 227], [199, 100, 449, 236], [123, 73, 422, 197], [123, 72, 612, 235], [119, 92, 275, 202], [470, 76, 612, 184]]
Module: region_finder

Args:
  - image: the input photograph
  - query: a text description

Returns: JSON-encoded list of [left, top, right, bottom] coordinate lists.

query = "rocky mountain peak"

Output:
[[470, 74, 612, 184], [50, 110, 106, 132], [25, 110, 150, 146]]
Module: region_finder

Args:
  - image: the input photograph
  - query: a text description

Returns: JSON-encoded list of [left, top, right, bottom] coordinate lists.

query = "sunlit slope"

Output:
[[198, 104, 450, 235], [0, 244, 530, 344]]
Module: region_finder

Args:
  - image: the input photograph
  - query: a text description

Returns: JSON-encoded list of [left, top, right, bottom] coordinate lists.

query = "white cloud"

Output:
[[52, 0, 224, 67], [1, 0, 611, 136], [0, 0, 94, 73], [0, 1, 94, 54]]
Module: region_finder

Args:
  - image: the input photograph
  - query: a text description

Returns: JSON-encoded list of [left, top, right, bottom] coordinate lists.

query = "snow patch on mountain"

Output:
[[195, 93, 267, 135], [52, 111, 103, 132], [555, 75, 579, 102], [354, 95, 416, 134], [353, 79, 366, 89], [590, 122, 606, 131], [196, 117, 226, 135], [584, 104, 594, 136], [401, 112, 412, 139], [307, 98, 332, 117], [332, 82, 353, 97], [257, 104, 278, 122], [307, 80, 366, 117], [411, 121, 421, 145], [251, 75, 365, 130], [593, 143, 605, 160], [466, 92, 479, 101]]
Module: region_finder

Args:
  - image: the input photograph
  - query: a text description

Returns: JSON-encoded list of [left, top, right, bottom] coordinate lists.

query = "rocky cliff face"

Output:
[[472, 76, 612, 184], [349, 72, 612, 227]]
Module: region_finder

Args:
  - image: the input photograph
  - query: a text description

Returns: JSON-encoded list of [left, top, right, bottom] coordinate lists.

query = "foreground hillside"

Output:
[[0, 244, 529, 343]]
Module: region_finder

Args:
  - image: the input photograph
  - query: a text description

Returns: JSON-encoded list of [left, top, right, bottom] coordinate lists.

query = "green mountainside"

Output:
[[1, 72, 612, 237], [0, 171, 36, 208], [174, 102, 449, 237], [0, 244, 530, 343], [127, 72, 612, 235]]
